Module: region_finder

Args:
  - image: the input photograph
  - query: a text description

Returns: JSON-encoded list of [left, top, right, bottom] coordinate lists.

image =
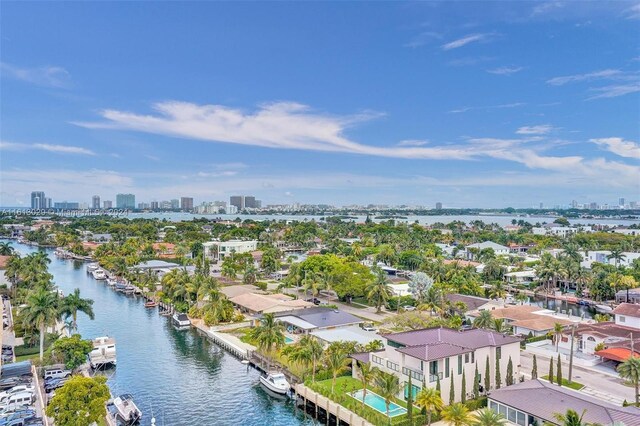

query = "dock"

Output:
[[293, 383, 373, 426]]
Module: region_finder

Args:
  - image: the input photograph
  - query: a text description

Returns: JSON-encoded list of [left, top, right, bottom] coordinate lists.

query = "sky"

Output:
[[1, 1, 639, 208]]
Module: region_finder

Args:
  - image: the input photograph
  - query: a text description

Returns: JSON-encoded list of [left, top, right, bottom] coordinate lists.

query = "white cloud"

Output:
[[590, 137, 640, 159], [626, 3, 640, 19], [404, 31, 442, 48], [441, 33, 491, 50], [531, 1, 565, 17], [397, 139, 429, 147], [515, 125, 554, 135], [487, 66, 523, 76], [546, 69, 623, 85], [0, 62, 71, 88], [0, 141, 95, 155], [448, 102, 525, 113], [586, 82, 640, 99]]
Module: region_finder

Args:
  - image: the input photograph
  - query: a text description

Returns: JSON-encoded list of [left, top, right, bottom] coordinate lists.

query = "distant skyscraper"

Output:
[[170, 199, 180, 209], [92, 195, 101, 209], [54, 201, 79, 209], [116, 193, 136, 209], [45, 198, 52, 208], [31, 191, 46, 209], [619, 197, 625, 207], [244, 196, 256, 209], [181, 197, 194, 211], [230, 196, 244, 210], [150, 201, 160, 210], [103, 200, 113, 209], [539, 202, 544, 209], [435, 202, 442, 210], [571, 200, 578, 208]]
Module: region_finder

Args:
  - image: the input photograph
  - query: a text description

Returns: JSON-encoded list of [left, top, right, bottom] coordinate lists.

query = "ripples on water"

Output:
[[9, 243, 316, 426]]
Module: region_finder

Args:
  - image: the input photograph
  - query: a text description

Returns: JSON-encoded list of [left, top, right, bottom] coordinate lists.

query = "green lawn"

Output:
[[541, 375, 584, 390]]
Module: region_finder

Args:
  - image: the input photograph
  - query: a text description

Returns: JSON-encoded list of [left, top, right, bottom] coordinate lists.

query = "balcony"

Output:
[[429, 372, 443, 383]]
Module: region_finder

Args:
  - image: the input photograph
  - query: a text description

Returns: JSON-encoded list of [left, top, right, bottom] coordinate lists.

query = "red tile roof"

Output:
[[612, 303, 640, 317], [595, 347, 640, 362]]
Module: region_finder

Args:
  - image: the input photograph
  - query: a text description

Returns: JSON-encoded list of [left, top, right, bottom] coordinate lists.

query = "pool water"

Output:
[[349, 389, 407, 417], [285, 336, 294, 344]]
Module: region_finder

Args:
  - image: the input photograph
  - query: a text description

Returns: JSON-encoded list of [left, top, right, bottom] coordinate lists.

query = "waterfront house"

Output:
[[203, 240, 258, 262], [580, 250, 640, 269], [504, 270, 537, 286], [269, 307, 363, 334], [352, 327, 521, 405], [468, 305, 574, 337], [616, 288, 640, 304], [558, 304, 640, 358], [488, 379, 640, 426], [444, 294, 503, 319], [230, 292, 313, 315], [310, 326, 381, 347]]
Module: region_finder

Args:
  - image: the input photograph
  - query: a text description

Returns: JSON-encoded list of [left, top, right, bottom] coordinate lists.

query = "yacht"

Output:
[[595, 304, 613, 314], [88, 336, 116, 369], [92, 269, 107, 280], [259, 372, 290, 395], [86, 263, 99, 273], [107, 394, 142, 425], [172, 312, 191, 329]]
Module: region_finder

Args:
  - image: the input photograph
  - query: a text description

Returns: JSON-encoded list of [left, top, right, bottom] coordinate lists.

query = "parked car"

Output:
[[43, 369, 71, 381], [402, 305, 416, 311], [23, 419, 43, 426], [306, 298, 321, 305], [0, 386, 34, 403], [362, 324, 377, 332], [0, 403, 31, 417], [44, 378, 68, 393], [0, 380, 20, 392], [0, 409, 35, 425], [0, 392, 35, 408]]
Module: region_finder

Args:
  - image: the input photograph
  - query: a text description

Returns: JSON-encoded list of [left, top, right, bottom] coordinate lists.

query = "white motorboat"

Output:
[[172, 312, 191, 328], [595, 304, 613, 314], [107, 278, 117, 287], [259, 372, 290, 395], [88, 336, 116, 369], [92, 269, 107, 280], [107, 393, 141, 425], [86, 263, 99, 273]]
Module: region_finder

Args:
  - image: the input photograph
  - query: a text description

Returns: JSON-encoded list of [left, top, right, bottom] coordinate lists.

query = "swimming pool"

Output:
[[285, 336, 294, 344], [349, 389, 407, 417]]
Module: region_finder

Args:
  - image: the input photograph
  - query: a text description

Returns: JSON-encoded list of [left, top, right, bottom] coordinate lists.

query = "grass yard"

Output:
[[541, 375, 584, 390]]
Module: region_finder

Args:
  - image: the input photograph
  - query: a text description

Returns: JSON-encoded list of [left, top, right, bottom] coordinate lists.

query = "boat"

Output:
[[259, 372, 290, 395], [92, 269, 107, 280], [107, 278, 118, 287], [88, 336, 116, 369], [86, 263, 99, 273], [144, 301, 157, 308], [577, 300, 591, 306], [107, 394, 142, 425], [595, 304, 613, 314], [172, 312, 191, 328]]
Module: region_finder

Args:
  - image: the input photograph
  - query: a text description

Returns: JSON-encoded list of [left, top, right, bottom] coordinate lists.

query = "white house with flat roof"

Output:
[[203, 240, 258, 262], [465, 242, 510, 260]]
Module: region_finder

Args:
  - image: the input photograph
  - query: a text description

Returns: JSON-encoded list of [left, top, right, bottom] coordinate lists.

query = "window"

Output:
[[496, 347, 502, 360], [402, 367, 423, 381], [372, 355, 383, 365], [619, 316, 626, 323], [465, 353, 470, 363], [445, 358, 450, 378], [458, 355, 462, 374], [517, 411, 526, 426], [404, 383, 420, 400], [471, 351, 475, 364], [387, 361, 399, 372], [508, 408, 517, 423]]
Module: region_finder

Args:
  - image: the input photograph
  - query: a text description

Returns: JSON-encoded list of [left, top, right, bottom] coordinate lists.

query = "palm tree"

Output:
[[492, 318, 510, 334], [553, 409, 589, 426], [554, 323, 564, 352], [59, 288, 95, 332], [472, 408, 507, 426], [325, 349, 349, 393], [0, 242, 14, 256], [357, 363, 377, 409], [473, 310, 493, 329], [488, 281, 507, 300], [617, 356, 640, 405], [301, 335, 324, 382], [415, 387, 443, 426], [418, 286, 444, 316], [366, 269, 393, 313], [607, 249, 626, 269], [441, 402, 473, 426], [250, 313, 285, 366], [22, 288, 60, 361], [374, 370, 402, 421]]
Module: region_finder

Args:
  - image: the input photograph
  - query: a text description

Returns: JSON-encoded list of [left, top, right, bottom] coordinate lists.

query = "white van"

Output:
[[0, 385, 34, 403], [43, 368, 71, 380], [0, 401, 31, 415], [1, 391, 34, 407]]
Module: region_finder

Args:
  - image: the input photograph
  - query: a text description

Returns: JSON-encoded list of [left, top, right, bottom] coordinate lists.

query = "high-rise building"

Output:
[[571, 200, 578, 209], [230, 196, 244, 210], [181, 197, 194, 211], [103, 200, 113, 209], [45, 198, 52, 208], [435, 202, 442, 210], [54, 201, 79, 209], [92, 195, 101, 209], [170, 199, 180, 209], [244, 196, 256, 209], [539, 202, 544, 209], [254, 200, 262, 209], [150, 201, 160, 210], [227, 205, 238, 214], [619, 198, 625, 207], [116, 193, 136, 209], [31, 191, 46, 209]]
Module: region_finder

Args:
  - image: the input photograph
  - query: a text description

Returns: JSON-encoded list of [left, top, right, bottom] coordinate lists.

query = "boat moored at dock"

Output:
[[172, 312, 191, 329], [107, 393, 142, 425], [89, 336, 117, 369], [92, 269, 107, 280], [259, 372, 291, 395]]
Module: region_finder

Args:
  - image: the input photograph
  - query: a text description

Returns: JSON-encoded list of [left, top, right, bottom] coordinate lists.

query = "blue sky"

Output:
[[1, 1, 639, 208]]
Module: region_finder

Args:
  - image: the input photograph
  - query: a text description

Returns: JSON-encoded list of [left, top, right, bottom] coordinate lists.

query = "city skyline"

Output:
[[1, 2, 639, 208]]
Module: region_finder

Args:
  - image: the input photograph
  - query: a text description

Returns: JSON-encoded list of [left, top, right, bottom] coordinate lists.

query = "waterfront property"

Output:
[[349, 389, 407, 417], [468, 305, 575, 336], [203, 240, 258, 262], [88, 336, 117, 369], [269, 307, 363, 334], [488, 379, 640, 426], [230, 292, 313, 315], [559, 303, 640, 359], [444, 293, 502, 315], [352, 327, 522, 405], [465, 241, 510, 259], [310, 326, 381, 347], [616, 288, 640, 304]]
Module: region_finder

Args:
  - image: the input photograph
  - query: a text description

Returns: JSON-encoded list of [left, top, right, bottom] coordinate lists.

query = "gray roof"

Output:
[[445, 293, 492, 312], [397, 342, 472, 362], [382, 327, 521, 350], [489, 379, 640, 425], [133, 260, 181, 269], [272, 307, 363, 329]]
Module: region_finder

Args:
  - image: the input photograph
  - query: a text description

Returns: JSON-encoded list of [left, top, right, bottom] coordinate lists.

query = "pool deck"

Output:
[[294, 383, 374, 426]]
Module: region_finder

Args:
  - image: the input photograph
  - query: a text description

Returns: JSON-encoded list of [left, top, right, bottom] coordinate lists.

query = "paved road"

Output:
[[520, 351, 636, 405]]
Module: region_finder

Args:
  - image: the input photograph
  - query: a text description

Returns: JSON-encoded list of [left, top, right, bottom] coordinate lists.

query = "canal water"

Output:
[[529, 295, 596, 319], [8, 242, 316, 426]]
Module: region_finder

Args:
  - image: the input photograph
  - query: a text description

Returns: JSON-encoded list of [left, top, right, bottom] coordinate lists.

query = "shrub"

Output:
[[255, 281, 268, 291]]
